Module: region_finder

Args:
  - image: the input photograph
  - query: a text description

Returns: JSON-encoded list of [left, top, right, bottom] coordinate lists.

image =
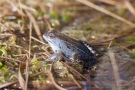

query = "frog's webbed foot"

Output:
[[72, 53, 98, 69]]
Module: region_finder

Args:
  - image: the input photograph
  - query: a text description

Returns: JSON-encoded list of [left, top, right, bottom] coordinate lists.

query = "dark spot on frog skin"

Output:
[[67, 44, 70, 49], [72, 48, 74, 51], [58, 43, 61, 49]]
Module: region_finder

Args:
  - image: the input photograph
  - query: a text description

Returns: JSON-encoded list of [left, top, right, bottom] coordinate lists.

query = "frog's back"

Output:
[[55, 32, 93, 55], [44, 30, 98, 69]]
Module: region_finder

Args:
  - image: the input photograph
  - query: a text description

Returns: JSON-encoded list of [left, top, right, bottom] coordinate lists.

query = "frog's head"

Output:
[[43, 30, 61, 52]]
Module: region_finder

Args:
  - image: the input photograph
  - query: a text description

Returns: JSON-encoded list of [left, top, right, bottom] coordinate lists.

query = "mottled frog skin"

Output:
[[43, 30, 98, 69]]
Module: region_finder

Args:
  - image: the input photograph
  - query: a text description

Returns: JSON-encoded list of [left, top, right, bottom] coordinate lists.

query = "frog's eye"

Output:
[[49, 33, 55, 38]]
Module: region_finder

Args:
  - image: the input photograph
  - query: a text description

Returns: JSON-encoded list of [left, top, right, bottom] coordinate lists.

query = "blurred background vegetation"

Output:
[[0, 0, 135, 90]]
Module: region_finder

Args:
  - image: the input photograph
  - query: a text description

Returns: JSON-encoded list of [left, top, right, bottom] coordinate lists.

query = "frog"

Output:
[[43, 30, 98, 69]]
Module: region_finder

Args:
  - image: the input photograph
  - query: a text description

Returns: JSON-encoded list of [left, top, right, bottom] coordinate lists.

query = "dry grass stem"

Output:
[[107, 41, 113, 49], [109, 51, 122, 90], [127, 78, 135, 85], [13, 45, 29, 54], [30, 36, 51, 56], [24, 21, 32, 90], [29, 70, 46, 77], [6, 0, 26, 16], [76, 0, 135, 27], [49, 71, 66, 90], [25, 10, 43, 41], [0, 81, 18, 88], [98, 0, 125, 7], [0, 23, 8, 30], [0, 70, 46, 89], [30, 36, 47, 45], [123, 0, 135, 17], [91, 37, 117, 45], [115, 44, 132, 53], [0, 56, 21, 63], [44, 18, 53, 31], [18, 0, 25, 34], [62, 62, 87, 80], [18, 64, 25, 90], [17, 3, 36, 13], [49, 62, 66, 90], [0, 44, 29, 54], [69, 74, 82, 88], [28, 21, 32, 59], [0, 33, 13, 36], [24, 59, 29, 90]]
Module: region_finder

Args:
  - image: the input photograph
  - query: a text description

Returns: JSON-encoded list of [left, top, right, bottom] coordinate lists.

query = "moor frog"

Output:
[[43, 30, 98, 69]]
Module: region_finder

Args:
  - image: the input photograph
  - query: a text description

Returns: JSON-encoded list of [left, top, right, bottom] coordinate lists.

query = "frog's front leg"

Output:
[[47, 52, 63, 61], [72, 53, 98, 69], [47, 50, 71, 62]]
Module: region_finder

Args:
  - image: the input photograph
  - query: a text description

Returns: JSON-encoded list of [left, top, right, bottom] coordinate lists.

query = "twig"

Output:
[[0, 81, 18, 88], [49, 62, 66, 90], [62, 62, 87, 80], [76, 0, 135, 27], [127, 77, 135, 85], [24, 20, 32, 90], [69, 74, 82, 88], [30, 36, 47, 45], [109, 51, 122, 90], [0, 56, 21, 63], [98, 0, 125, 7]]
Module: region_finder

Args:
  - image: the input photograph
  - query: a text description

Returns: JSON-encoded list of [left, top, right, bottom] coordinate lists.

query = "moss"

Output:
[[128, 36, 135, 42], [0, 46, 8, 56], [85, 26, 93, 31], [1, 65, 9, 72], [34, 11, 45, 18], [62, 14, 71, 22], [50, 12, 58, 19], [132, 49, 135, 54], [0, 61, 3, 68]]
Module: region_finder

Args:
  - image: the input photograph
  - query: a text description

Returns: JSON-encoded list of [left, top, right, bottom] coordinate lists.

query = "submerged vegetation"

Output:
[[0, 0, 135, 90]]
